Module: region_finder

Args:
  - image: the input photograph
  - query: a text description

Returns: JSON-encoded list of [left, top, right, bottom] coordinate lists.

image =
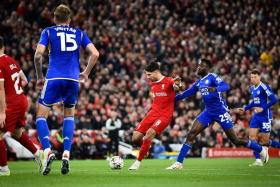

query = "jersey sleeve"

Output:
[[261, 83, 278, 110], [175, 81, 198, 101], [38, 28, 49, 47], [81, 31, 92, 48], [211, 74, 229, 92]]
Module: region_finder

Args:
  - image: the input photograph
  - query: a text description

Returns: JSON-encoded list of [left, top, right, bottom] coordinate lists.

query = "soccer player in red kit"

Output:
[[0, 36, 43, 176], [129, 62, 182, 170]]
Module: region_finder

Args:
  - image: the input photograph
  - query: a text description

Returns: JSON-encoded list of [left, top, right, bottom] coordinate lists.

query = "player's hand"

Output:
[[236, 107, 245, 114], [79, 71, 88, 83], [0, 113, 6, 128], [207, 87, 216, 92], [173, 76, 184, 92], [36, 78, 45, 91], [173, 76, 181, 85], [253, 107, 263, 113]]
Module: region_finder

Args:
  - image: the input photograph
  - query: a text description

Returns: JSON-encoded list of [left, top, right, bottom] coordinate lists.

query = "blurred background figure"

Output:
[[105, 110, 122, 156]]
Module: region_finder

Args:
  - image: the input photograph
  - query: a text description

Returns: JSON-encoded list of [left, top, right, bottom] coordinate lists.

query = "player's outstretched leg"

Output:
[[12, 128, 44, 172], [166, 119, 205, 170], [129, 129, 155, 170], [225, 128, 269, 164]]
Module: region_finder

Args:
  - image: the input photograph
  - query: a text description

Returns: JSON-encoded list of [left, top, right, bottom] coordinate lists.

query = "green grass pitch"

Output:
[[1, 158, 279, 187]]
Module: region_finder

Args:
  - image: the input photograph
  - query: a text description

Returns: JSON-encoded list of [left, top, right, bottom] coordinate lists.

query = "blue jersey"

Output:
[[245, 82, 278, 119], [38, 25, 92, 81], [176, 73, 230, 113]]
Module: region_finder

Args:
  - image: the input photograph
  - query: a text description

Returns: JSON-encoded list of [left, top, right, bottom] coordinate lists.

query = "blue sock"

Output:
[[177, 143, 192, 163], [253, 151, 261, 159], [247, 140, 262, 153], [36, 117, 50, 149], [269, 140, 280, 148], [63, 117, 75, 151]]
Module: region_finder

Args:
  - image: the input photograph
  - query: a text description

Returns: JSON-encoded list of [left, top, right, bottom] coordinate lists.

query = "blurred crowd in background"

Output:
[[0, 0, 279, 159]]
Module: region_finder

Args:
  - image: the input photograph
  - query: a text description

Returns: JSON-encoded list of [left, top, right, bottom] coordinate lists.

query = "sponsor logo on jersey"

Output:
[[154, 92, 167, 97]]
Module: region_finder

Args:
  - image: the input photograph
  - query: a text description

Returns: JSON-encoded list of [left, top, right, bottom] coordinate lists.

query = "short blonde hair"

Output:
[[54, 4, 71, 23]]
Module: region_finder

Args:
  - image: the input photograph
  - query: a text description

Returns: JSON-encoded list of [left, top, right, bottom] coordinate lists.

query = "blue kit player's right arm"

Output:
[[175, 82, 198, 102]]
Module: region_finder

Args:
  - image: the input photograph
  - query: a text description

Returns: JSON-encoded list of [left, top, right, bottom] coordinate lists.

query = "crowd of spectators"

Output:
[[0, 0, 279, 158]]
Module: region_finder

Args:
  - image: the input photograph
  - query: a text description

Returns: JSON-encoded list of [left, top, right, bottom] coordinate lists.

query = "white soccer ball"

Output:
[[109, 156, 124, 169]]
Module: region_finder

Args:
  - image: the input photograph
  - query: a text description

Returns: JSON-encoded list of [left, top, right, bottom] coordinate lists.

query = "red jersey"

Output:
[[0, 54, 26, 106], [149, 76, 175, 118]]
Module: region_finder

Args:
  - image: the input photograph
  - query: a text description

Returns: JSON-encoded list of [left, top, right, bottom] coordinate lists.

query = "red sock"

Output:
[[137, 139, 152, 161], [0, 140, 7, 166], [16, 133, 37, 154]]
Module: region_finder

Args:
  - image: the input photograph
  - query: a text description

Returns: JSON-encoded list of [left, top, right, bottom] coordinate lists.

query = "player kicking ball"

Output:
[[129, 62, 182, 170], [166, 59, 269, 170]]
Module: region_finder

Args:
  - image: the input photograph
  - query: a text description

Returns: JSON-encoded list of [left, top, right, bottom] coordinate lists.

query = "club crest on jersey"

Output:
[[205, 80, 209, 84], [162, 84, 165, 90], [9, 64, 17, 70], [257, 90, 260, 95]]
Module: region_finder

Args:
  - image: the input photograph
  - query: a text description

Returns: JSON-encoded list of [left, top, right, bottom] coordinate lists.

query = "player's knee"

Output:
[[0, 131, 4, 140], [64, 107, 75, 116], [145, 129, 156, 140], [36, 104, 50, 118], [259, 139, 269, 146], [12, 128, 23, 139], [186, 133, 196, 143], [131, 136, 141, 146]]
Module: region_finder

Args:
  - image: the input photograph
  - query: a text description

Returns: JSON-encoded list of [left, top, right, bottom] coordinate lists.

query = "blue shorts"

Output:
[[197, 110, 234, 130], [39, 79, 79, 108], [249, 115, 271, 133]]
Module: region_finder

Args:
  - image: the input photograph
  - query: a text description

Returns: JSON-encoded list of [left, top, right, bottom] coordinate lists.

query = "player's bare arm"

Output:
[[80, 43, 99, 83], [19, 70, 28, 87], [34, 44, 46, 90], [0, 80, 6, 128]]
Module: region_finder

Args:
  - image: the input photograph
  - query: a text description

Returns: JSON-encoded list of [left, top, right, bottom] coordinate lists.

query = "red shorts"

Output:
[[135, 112, 171, 135], [0, 97, 28, 133]]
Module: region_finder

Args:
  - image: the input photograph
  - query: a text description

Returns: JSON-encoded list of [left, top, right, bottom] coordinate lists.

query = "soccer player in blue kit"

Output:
[[34, 4, 99, 175], [237, 69, 279, 166], [166, 59, 269, 170]]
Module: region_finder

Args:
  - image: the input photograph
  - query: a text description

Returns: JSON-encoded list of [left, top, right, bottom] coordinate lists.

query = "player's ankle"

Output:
[[43, 148, 51, 156], [62, 151, 70, 160]]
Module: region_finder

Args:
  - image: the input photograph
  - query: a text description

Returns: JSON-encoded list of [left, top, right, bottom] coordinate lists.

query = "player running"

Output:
[[237, 69, 279, 166], [129, 62, 182, 170], [0, 36, 43, 176], [34, 4, 99, 175], [166, 59, 269, 170]]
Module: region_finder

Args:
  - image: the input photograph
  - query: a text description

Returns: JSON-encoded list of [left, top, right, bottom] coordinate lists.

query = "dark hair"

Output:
[[54, 4, 71, 23], [200, 58, 212, 68], [250, 69, 261, 75], [0, 36, 4, 49], [145, 62, 160, 72]]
